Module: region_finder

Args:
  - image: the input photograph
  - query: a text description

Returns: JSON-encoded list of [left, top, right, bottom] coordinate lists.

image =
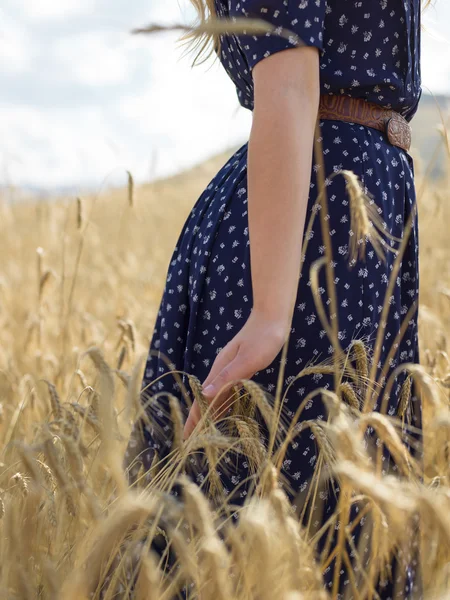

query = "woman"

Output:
[[125, 0, 424, 596]]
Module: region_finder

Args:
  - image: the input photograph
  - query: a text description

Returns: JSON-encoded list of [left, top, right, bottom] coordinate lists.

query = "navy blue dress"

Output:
[[125, 1, 422, 597]]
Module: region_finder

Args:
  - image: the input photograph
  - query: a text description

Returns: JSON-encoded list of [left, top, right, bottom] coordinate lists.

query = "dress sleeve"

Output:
[[228, 0, 326, 72]]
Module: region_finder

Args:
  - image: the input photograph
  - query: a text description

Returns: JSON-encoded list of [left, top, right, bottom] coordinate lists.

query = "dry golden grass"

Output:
[[0, 133, 449, 599]]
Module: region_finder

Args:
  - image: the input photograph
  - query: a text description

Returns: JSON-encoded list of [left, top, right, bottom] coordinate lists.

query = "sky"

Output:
[[1, 0, 449, 192]]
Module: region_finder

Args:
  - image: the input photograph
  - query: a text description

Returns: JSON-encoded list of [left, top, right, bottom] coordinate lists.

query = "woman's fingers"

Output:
[[204, 348, 252, 404], [183, 387, 235, 440], [201, 339, 239, 391], [183, 348, 254, 440], [183, 343, 241, 441], [210, 385, 240, 421], [183, 399, 201, 440]]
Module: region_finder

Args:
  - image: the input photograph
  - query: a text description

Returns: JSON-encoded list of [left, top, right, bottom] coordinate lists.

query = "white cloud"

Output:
[[0, 104, 119, 188], [14, 0, 95, 20], [0, 9, 31, 73], [120, 33, 251, 176], [146, 0, 195, 23], [54, 33, 130, 86], [0, 33, 251, 190], [122, 36, 245, 124]]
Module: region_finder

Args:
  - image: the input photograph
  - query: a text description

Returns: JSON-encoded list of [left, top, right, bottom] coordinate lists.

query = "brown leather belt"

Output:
[[318, 95, 412, 153]]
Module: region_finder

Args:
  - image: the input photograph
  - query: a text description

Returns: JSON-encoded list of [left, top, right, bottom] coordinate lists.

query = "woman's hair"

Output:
[[181, 0, 218, 65], [190, 0, 216, 19], [184, 0, 434, 65]]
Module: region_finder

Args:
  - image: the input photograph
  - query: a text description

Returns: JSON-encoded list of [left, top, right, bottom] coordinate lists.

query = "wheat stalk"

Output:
[[342, 169, 400, 263], [10, 472, 29, 497], [76, 196, 84, 230], [126, 171, 135, 208], [132, 16, 301, 44], [338, 381, 360, 410]]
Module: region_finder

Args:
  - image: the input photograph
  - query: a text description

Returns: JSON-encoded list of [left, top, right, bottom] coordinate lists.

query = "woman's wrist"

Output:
[[250, 303, 293, 340]]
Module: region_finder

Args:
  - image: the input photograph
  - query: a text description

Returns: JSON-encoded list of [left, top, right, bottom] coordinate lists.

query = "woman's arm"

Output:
[[249, 45, 320, 331], [183, 46, 320, 438]]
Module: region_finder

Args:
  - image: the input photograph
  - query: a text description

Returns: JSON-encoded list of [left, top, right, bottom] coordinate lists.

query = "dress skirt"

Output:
[[125, 118, 421, 599]]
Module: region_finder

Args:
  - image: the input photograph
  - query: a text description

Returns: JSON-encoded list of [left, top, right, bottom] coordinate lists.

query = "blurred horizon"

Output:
[[1, 0, 450, 193]]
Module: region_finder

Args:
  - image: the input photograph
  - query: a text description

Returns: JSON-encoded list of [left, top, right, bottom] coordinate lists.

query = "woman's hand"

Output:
[[183, 308, 291, 440]]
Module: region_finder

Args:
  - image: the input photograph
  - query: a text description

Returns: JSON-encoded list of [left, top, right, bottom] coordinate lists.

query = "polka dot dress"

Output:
[[125, 1, 422, 598]]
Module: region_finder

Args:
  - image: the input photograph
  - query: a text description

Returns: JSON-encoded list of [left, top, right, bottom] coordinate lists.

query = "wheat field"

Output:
[[0, 135, 449, 600]]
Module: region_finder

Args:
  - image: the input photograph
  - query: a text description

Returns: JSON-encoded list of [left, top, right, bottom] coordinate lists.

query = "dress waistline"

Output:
[[318, 94, 412, 153]]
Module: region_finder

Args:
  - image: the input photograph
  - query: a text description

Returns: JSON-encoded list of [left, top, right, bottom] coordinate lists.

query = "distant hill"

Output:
[[412, 93, 450, 179]]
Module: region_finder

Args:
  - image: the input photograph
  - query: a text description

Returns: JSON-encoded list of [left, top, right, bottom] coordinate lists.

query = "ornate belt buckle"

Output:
[[386, 112, 412, 152]]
